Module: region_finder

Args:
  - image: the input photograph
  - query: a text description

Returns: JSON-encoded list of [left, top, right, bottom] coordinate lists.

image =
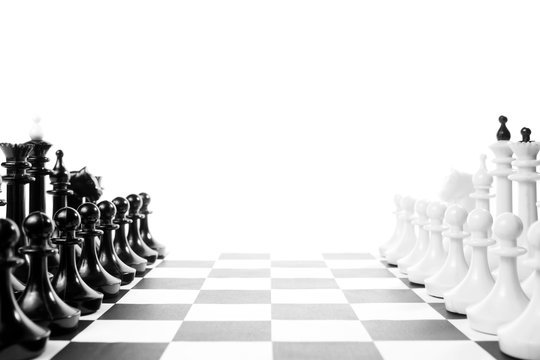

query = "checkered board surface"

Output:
[[36, 252, 515, 360]]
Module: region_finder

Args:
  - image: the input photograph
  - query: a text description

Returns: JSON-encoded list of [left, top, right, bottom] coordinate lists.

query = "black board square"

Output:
[[49, 320, 93, 341], [134, 278, 205, 290], [343, 289, 423, 303], [429, 303, 467, 320], [99, 304, 191, 320], [362, 320, 468, 341], [51, 342, 167, 360], [273, 342, 383, 360]]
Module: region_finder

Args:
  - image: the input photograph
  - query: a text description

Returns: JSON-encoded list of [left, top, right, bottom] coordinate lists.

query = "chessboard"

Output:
[[36, 252, 513, 360]]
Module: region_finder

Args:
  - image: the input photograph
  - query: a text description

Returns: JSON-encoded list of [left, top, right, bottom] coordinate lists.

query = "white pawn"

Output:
[[379, 194, 403, 257], [398, 199, 429, 274], [407, 201, 447, 285], [425, 204, 469, 298], [498, 220, 540, 359], [466, 154, 498, 269], [522, 200, 540, 297], [444, 208, 495, 314], [386, 196, 416, 266], [467, 213, 529, 335]]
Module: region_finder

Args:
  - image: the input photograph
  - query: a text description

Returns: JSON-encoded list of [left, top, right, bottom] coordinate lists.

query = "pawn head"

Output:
[[499, 115, 507, 124], [444, 204, 468, 227], [528, 221, 540, 251], [98, 200, 117, 219], [23, 212, 54, 240], [426, 201, 447, 220], [415, 199, 429, 217], [127, 194, 142, 213], [494, 212, 523, 241], [78, 202, 101, 226], [54, 207, 81, 231], [393, 194, 402, 207], [139, 192, 151, 204], [467, 208, 493, 232], [0, 218, 20, 253], [521, 127, 532, 142], [112, 197, 130, 215]]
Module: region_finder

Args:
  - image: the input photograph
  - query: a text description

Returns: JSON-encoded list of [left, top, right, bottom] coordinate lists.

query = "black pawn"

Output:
[[97, 200, 136, 285], [127, 194, 158, 264], [521, 127, 532, 143], [0, 218, 50, 359], [51, 207, 103, 315], [17, 212, 80, 334], [496, 115, 511, 141], [139, 192, 167, 259], [112, 197, 147, 274], [77, 203, 121, 298]]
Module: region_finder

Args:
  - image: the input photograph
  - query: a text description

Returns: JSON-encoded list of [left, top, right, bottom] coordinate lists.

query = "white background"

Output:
[[1, 0, 539, 254]]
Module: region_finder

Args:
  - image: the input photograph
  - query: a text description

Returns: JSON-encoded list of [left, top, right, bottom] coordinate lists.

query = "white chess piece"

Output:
[[407, 201, 447, 285], [489, 129, 513, 216], [29, 117, 44, 141], [470, 154, 494, 211], [465, 154, 497, 269], [523, 200, 540, 297], [444, 208, 495, 314], [397, 199, 429, 275], [386, 196, 416, 266], [379, 194, 403, 257], [508, 132, 540, 281], [425, 204, 469, 298], [467, 212, 529, 335], [498, 220, 540, 359]]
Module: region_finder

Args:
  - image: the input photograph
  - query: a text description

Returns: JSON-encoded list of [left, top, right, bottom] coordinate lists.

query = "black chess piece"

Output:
[[77, 203, 121, 298], [47, 150, 74, 223], [51, 207, 103, 315], [139, 192, 167, 259], [0, 180, 23, 296], [46, 150, 72, 274], [11, 272, 25, 297], [127, 194, 158, 264], [25, 137, 52, 213], [112, 197, 147, 274], [17, 212, 80, 334], [497, 115, 511, 141], [0, 142, 35, 282], [521, 127, 532, 143], [0, 218, 50, 359], [67, 167, 103, 209], [97, 200, 136, 285]]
